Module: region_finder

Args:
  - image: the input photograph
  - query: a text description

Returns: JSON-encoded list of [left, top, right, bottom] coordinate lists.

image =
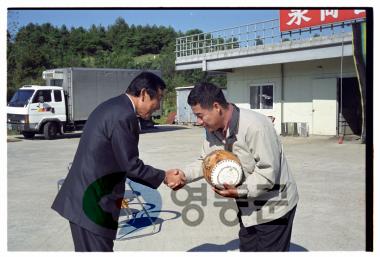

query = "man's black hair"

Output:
[[187, 82, 228, 109], [126, 71, 166, 98]]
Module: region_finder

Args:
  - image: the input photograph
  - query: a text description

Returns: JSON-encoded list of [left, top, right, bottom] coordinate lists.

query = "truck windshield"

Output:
[[8, 89, 35, 107]]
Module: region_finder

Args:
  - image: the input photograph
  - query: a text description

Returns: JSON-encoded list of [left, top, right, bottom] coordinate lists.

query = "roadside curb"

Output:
[[7, 136, 22, 143]]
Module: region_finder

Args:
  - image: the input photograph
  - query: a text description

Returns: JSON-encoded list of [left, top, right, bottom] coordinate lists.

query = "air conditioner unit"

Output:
[[281, 122, 309, 137]]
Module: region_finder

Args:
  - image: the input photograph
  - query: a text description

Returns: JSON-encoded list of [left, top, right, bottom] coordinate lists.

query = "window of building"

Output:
[[54, 90, 62, 102], [32, 90, 52, 103], [250, 84, 273, 109]]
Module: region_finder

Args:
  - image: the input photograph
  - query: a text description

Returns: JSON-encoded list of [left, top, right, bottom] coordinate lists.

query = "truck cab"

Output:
[[7, 85, 66, 139]]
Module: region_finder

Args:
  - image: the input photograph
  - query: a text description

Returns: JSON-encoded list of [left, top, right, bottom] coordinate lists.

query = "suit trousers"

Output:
[[238, 205, 297, 252], [69, 221, 114, 252]]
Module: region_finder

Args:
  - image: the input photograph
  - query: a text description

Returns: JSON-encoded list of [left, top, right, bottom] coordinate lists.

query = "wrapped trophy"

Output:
[[202, 150, 243, 189]]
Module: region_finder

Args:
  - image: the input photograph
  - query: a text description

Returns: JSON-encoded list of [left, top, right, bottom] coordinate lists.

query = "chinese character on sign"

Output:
[[286, 10, 311, 26], [320, 10, 339, 21], [354, 10, 365, 15], [280, 9, 366, 32]]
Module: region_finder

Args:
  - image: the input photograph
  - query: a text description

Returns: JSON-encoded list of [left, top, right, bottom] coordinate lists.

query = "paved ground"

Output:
[[7, 125, 366, 251]]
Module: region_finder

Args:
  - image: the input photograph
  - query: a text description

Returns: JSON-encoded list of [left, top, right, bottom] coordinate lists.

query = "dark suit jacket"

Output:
[[51, 94, 165, 239]]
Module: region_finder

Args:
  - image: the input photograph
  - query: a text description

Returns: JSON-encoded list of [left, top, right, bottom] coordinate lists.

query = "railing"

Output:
[[175, 18, 365, 58]]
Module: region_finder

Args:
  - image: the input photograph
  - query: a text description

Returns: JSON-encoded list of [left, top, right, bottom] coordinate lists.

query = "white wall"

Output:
[[226, 57, 357, 135]]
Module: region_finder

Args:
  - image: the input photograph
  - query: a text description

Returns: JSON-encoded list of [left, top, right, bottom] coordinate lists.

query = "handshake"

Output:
[[164, 169, 186, 191]]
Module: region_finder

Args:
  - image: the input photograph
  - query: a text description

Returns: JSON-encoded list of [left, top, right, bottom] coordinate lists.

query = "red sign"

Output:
[[279, 9, 366, 32]]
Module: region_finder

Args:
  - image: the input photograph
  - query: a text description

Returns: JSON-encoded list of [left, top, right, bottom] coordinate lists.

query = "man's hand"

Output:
[[212, 183, 239, 198], [164, 169, 186, 191]]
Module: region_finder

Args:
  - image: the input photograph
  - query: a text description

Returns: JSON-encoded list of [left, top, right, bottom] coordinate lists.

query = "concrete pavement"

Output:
[[7, 125, 366, 251]]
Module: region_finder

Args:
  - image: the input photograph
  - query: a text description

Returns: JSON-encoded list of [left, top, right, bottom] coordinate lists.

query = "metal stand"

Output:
[[126, 180, 157, 232]]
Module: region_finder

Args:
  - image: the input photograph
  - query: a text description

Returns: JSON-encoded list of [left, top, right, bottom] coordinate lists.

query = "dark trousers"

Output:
[[69, 222, 114, 252], [238, 205, 297, 252]]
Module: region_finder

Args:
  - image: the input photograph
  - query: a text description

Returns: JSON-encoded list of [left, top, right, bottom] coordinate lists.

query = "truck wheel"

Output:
[[44, 121, 58, 140], [22, 131, 35, 139]]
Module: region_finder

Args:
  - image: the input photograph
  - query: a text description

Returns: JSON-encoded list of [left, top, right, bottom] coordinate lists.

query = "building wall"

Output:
[[226, 57, 357, 135]]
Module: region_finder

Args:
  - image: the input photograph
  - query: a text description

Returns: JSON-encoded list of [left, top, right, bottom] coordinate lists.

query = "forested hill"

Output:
[[7, 17, 226, 114]]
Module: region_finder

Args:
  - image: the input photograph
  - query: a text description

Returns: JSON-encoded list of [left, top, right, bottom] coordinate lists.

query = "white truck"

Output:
[[7, 68, 162, 139]]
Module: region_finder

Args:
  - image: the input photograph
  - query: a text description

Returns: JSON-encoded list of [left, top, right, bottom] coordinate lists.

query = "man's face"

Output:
[[191, 103, 223, 132], [138, 88, 163, 120]]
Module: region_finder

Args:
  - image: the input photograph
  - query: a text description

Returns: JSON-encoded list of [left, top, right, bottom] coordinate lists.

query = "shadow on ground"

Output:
[[8, 132, 83, 141], [116, 210, 181, 241], [8, 125, 191, 141], [140, 125, 191, 134], [187, 239, 308, 252]]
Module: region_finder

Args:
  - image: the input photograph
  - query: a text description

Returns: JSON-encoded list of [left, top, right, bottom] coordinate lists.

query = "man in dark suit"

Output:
[[51, 72, 185, 251]]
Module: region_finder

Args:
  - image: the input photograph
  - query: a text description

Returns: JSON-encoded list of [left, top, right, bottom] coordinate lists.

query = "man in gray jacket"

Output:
[[181, 82, 299, 251]]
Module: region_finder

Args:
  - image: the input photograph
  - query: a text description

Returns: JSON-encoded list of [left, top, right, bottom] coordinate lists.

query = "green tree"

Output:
[[7, 19, 226, 116]]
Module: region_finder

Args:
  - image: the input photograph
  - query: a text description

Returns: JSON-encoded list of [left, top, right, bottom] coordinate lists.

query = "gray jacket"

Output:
[[184, 105, 299, 227]]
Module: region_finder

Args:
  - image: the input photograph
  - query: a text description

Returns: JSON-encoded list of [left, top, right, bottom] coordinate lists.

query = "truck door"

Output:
[[29, 89, 55, 126], [53, 90, 66, 122]]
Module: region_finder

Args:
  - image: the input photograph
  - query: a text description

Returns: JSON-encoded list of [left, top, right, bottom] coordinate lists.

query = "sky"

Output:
[[7, 9, 279, 35]]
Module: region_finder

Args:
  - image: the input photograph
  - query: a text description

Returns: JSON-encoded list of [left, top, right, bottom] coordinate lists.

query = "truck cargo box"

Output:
[[43, 68, 162, 122]]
